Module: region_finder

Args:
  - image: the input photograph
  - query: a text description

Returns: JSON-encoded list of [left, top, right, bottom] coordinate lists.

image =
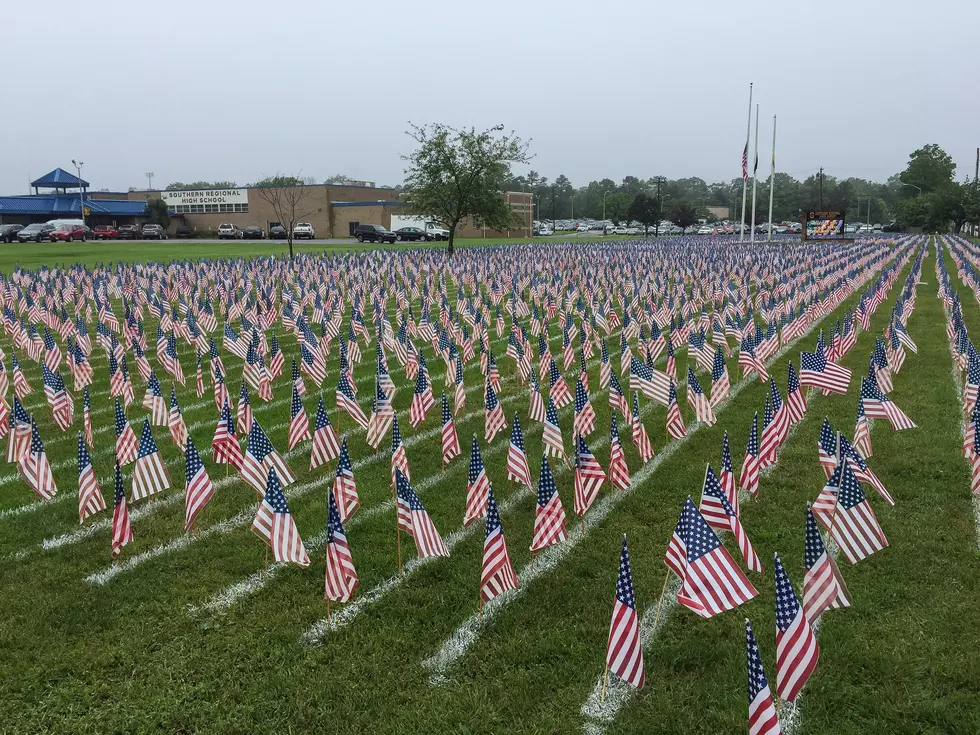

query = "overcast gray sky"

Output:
[[3, 0, 978, 194]]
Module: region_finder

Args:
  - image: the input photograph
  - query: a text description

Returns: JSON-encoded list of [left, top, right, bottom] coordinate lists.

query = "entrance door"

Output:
[[348, 221, 359, 236]]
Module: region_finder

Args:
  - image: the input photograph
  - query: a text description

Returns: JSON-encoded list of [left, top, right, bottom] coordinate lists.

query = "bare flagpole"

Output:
[[739, 83, 753, 242], [750, 104, 760, 245], [767, 115, 777, 242]]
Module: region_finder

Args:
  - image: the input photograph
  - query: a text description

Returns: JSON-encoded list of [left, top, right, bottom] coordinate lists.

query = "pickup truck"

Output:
[[93, 225, 118, 240]]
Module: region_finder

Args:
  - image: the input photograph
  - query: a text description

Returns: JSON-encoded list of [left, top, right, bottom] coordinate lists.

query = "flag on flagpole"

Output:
[[184, 435, 215, 531], [774, 553, 819, 702], [687, 367, 716, 426], [605, 535, 645, 690], [530, 454, 568, 552], [251, 468, 310, 567], [237, 381, 253, 437], [608, 411, 631, 491], [803, 503, 851, 623], [131, 419, 171, 502], [506, 411, 532, 488], [77, 432, 106, 524], [310, 397, 341, 469], [828, 459, 889, 564], [111, 462, 133, 557], [745, 619, 782, 735], [710, 346, 730, 408], [212, 398, 244, 470], [168, 386, 187, 452], [324, 484, 359, 602], [485, 380, 507, 442], [699, 464, 762, 572], [19, 419, 57, 501], [481, 484, 518, 603], [542, 395, 565, 459], [631, 392, 653, 463], [666, 380, 687, 440], [395, 468, 449, 559], [333, 438, 359, 522], [573, 434, 606, 517], [464, 434, 492, 527], [441, 393, 461, 466], [740, 412, 761, 497], [288, 385, 311, 451]]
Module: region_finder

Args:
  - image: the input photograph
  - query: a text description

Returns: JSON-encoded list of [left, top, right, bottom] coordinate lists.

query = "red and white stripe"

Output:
[[131, 451, 171, 502], [530, 494, 567, 552]]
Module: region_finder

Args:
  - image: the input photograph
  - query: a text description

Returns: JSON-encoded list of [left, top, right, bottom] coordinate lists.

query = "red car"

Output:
[[93, 225, 118, 240], [49, 225, 90, 242]]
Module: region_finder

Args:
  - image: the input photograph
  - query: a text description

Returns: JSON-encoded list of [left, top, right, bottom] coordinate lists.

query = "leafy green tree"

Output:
[[165, 180, 236, 190], [626, 193, 659, 236], [900, 144, 956, 194], [146, 198, 170, 229], [604, 192, 630, 224], [253, 175, 304, 188], [401, 123, 531, 255], [668, 201, 699, 229]]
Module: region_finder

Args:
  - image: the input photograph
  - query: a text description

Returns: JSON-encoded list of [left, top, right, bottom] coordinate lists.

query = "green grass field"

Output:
[[1, 238, 978, 734]]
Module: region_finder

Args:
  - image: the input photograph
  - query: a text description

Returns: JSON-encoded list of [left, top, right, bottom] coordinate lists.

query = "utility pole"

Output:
[[72, 159, 85, 227], [146, 172, 154, 190], [975, 147, 978, 182], [552, 185, 556, 230], [655, 176, 663, 237], [818, 167, 824, 209]]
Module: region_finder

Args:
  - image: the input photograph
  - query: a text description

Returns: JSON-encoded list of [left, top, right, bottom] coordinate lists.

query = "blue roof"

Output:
[[330, 200, 405, 207], [0, 195, 146, 217], [31, 167, 90, 189]]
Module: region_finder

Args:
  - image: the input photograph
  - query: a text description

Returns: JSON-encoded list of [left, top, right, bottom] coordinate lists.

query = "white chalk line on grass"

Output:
[[421, 254, 908, 693]]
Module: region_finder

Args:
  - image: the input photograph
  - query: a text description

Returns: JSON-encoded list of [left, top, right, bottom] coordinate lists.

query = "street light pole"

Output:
[[146, 172, 154, 190], [72, 159, 85, 227]]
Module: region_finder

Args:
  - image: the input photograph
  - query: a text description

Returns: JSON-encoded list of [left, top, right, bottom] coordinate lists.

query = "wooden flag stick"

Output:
[[600, 666, 610, 704], [396, 526, 403, 577], [776, 696, 782, 716], [479, 595, 483, 625], [264, 545, 269, 572], [653, 570, 671, 629], [327, 599, 332, 625]]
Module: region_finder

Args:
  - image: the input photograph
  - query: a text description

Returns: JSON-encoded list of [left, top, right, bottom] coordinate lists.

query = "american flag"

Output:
[[409, 364, 436, 429], [464, 434, 492, 527], [291, 358, 306, 397], [666, 380, 687, 440], [131, 419, 171, 502], [599, 340, 611, 390], [11, 352, 33, 399], [838, 434, 893, 505], [333, 438, 359, 521], [786, 361, 807, 424], [859, 376, 916, 431], [336, 371, 369, 429], [675, 496, 758, 617], [82, 386, 93, 449], [164, 333, 185, 384], [440, 393, 461, 466], [211, 363, 229, 413], [720, 430, 738, 512], [629, 356, 670, 406], [700, 464, 762, 572], [964, 351, 980, 415], [710, 346, 730, 408], [484, 380, 507, 443], [42, 327, 62, 371], [240, 419, 295, 497], [608, 412, 631, 491], [390, 413, 411, 486], [481, 484, 518, 603], [530, 455, 567, 552], [817, 417, 838, 479], [964, 399, 980, 461], [573, 434, 605, 517], [799, 349, 851, 394], [741, 141, 750, 181], [111, 462, 133, 557], [268, 334, 285, 378], [605, 535, 645, 690], [828, 459, 889, 565], [236, 381, 253, 437], [144, 372, 168, 427], [812, 458, 842, 530], [774, 553, 819, 702], [803, 504, 851, 623], [42, 365, 73, 431], [395, 468, 449, 559], [184, 435, 215, 531], [972, 422, 980, 496], [18, 423, 53, 501], [288, 385, 311, 451], [251, 468, 310, 567], [548, 358, 572, 408], [631, 392, 653, 463], [506, 411, 532, 488], [759, 378, 789, 467], [871, 339, 893, 394], [542, 396, 565, 459], [324, 485, 359, 603], [454, 356, 466, 413], [608, 370, 629, 420], [77, 432, 106, 523], [212, 398, 244, 469], [665, 337, 677, 383], [114, 398, 139, 466], [745, 619, 782, 735], [573, 378, 597, 438], [310, 397, 341, 469], [367, 380, 394, 449], [168, 385, 188, 452], [528, 373, 546, 423], [686, 367, 716, 426]]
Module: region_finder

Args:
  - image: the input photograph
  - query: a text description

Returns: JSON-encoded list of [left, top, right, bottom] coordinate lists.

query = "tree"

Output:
[[401, 123, 531, 255], [604, 192, 630, 224], [626, 193, 659, 236], [252, 175, 318, 261], [668, 200, 699, 229], [324, 174, 350, 184], [900, 144, 956, 194], [165, 180, 236, 190], [145, 198, 170, 229]]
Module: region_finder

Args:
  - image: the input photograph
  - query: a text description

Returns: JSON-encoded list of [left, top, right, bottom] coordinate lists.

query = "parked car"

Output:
[[393, 227, 426, 242], [16, 223, 56, 243], [142, 224, 168, 240], [175, 225, 191, 238], [269, 225, 287, 239], [49, 224, 90, 242], [537, 228, 554, 236], [92, 225, 118, 240], [243, 226, 264, 239], [353, 224, 396, 244], [292, 222, 315, 239], [0, 224, 24, 243], [696, 225, 712, 235], [117, 224, 141, 239], [218, 223, 242, 240]]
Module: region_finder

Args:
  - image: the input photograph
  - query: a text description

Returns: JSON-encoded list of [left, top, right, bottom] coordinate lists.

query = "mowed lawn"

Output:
[[0, 239, 978, 734]]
